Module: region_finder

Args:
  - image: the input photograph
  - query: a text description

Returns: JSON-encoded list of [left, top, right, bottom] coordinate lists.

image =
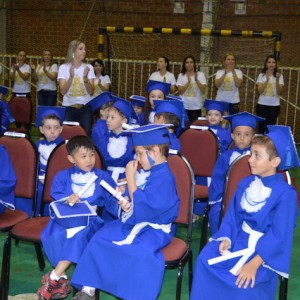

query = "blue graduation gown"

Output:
[[209, 124, 232, 154], [95, 129, 134, 181], [91, 119, 109, 154], [0, 100, 14, 135], [191, 174, 298, 300], [0, 145, 16, 214], [35, 136, 63, 216], [208, 146, 251, 235], [71, 162, 180, 300], [41, 166, 118, 267]]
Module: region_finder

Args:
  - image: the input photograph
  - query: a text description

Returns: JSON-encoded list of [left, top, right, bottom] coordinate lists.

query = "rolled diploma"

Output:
[[208, 248, 249, 265], [69, 174, 98, 206], [100, 179, 126, 203]]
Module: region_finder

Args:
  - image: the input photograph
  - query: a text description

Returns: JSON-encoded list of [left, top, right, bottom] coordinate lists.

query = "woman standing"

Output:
[[149, 56, 177, 94], [31, 50, 58, 106], [91, 59, 111, 97], [215, 52, 243, 115], [176, 55, 206, 123], [58, 40, 95, 133], [9, 50, 31, 98], [256, 55, 283, 127]]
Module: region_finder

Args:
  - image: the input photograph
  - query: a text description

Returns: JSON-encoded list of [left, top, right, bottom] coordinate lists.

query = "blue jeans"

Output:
[[37, 90, 57, 106], [64, 105, 93, 134]]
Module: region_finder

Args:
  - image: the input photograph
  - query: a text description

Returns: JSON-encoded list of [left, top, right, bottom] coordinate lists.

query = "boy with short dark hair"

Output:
[[208, 112, 265, 235], [71, 124, 180, 300], [191, 125, 299, 299], [38, 135, 119, 300]]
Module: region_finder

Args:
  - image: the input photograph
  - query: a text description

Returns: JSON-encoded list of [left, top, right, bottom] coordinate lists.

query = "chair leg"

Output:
[[176, 264, 184, 300], [279, 276, 288, 300], [0, 234, 12, 300], [188, 251, 193, 293], [199, 205, 210, 252], [34, 242, 45, 271]]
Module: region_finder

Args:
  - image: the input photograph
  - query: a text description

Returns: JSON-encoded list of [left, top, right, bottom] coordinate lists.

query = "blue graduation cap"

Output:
[[153, 99, 188, 129], [166, 94, 182, 101], [111, 95, 138, 125], [88, 92, 113, 112], [36, 106, 66, 127], [0, 86, 9, 95], [129, 95, 146, 108], [266, 125, 300, 171], [125, 124, 170, 146], [146, 80, 171, 95], [204, 99, 229, 115], [224, 112, 265, 131]]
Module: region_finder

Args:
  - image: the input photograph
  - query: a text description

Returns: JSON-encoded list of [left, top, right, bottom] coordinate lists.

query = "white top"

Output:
[[10, 63, 31, 93], [149, 71, 176, 85], [58, 63, 95, 106], [215, 69, 243, 104], [176, 71, 207, 110], [256, 73, 284, 106], [93, 74, 111, 96], [36, 64, 58, 91]]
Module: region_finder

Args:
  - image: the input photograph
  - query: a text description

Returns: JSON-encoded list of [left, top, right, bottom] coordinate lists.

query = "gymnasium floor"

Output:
[[1, 177, 300, 300]]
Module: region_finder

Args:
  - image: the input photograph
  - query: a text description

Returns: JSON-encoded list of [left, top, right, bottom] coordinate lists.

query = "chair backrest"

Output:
[[191, 119, 209, 126], [42, 141, 103, 207], [179, 128, 219, 177], [222, 153, 251, 215], [167, 154, 195, 226], [8, 97, 32, 126], [0, 135, 38, 212], [60, 124, 88, 140]]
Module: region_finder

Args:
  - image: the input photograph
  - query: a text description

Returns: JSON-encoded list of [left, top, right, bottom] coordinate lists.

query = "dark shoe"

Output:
[[72, 291, 96, 300]]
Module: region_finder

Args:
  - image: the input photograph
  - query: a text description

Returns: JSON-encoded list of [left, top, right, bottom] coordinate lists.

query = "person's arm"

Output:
[[257, 72, 272, 95], [59, 65, 74, 96], [125, 160, 138, 199], [14, 65, 30, 81], [215, 70, 226, 88], [44, 65, 58, 81], [196, 72, 206, 94], [98, 76, 110, 91], [232, 69, 243, 88], [275, 73, 284, 95], [83, 66, 94, 96], [177, 74, 191, 95], [235, 254, 263, 289]]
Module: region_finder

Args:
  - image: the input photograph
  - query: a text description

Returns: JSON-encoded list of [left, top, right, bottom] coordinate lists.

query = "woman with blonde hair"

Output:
[[215, 52, 243, 114], [58, 40, 95, 133]]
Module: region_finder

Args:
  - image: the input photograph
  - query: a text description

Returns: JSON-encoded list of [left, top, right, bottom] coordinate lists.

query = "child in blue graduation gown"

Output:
[[129, 94, 146, 126], [0, 145, 17, 214], [93, 96, 137, 183], [89, 91, 113, 150], [153, 99, 187, 155], [35, 106, 65, 216], [143, 80, 171, 124], [0, 86, 15, 135], [204, 99, 232, 153], [208, 112, 265, 235], [191, 125, 299, 300], [71, 124, 180, 300], [38, 136, 119, 300]]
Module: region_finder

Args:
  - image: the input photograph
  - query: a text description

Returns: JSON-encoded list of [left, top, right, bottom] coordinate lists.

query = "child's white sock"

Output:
[[82, 286, 96, 297], [49, 270, 60, 281]]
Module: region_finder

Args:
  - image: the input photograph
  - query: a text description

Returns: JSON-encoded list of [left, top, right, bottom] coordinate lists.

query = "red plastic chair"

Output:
[[179, 128, 219, 251], [7, 96, 32, 135], [162, 154, 195, 300], [0, 134, 38, 300], [60, 124, 88, 141]]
